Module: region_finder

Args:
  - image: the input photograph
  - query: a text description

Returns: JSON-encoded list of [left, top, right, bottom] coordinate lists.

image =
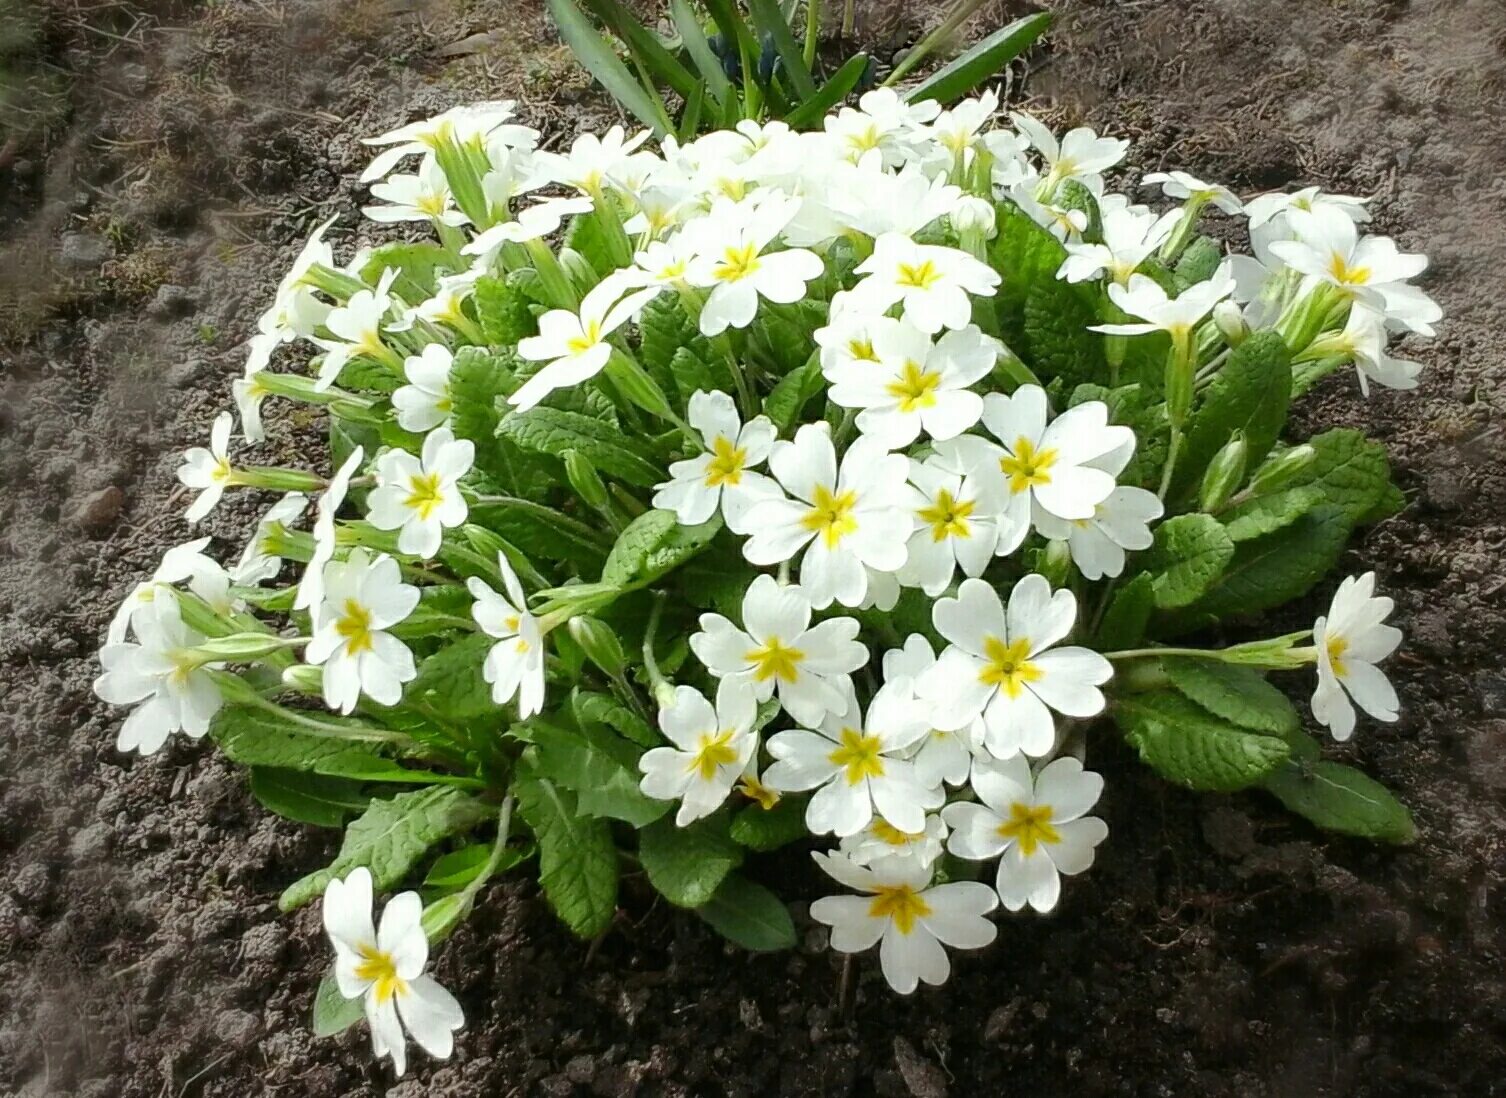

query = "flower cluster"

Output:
[[96, 90, 1427, 1071]]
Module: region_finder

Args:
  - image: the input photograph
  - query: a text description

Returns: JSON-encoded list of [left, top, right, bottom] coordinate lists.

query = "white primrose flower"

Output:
[[511, 275, 661, 411], [1034, 483, 1163, 581], [1142, 169, 1244, 214], [1313, 304, 1424, 395], [392, 344, 456, 433], [107, 536, 236, 645], [689, 574, 866, 727], [809, 851, 998, 995], [927, 88, 999, 165], [883, 634, 977, 788], [814, 305, 899, 375], [625, 233, 698, 290], [1007, 179, 1091, 242], [538, 124, 651, 196], [1010, 110, 1128, 187], [741, 426, 911, 610], [232, 365, 272, 445], [684, 194, 824, 337], [467, 552, 545, 718], [764, 680, 941, 837], [1311, 572, 1403, 742], [1058, 204, 1180, 285], [896, 456, 1004, 597], [305, 548, 419, 714], [366, 428, 475, 559], [295, 445, 363, 613], [360, 99, 535, 182], [177, 411, 236, 523], [363, 156, 467, 225], [1090, 271, 1237, 347], [639, 679, 760, 826], [921, 575, 1112, 760], [322, 868, 465, 1078], [245, 216, 335, 373], [851, 232, 1001, 335], [231, 492, 308, 586], [943, 754, 1108, 913], [652, 390, 780, 530], [826, 321, 999, 448], [93, 595, 224, 755], [622, 183, 697, 238], [388, 273, 478, 335], [1243, 185, 1371, 230], [838, 814, 948, 874], [314, 268, 399, 390], [828, 158, 962, 239], [461, 196, 596, 258]]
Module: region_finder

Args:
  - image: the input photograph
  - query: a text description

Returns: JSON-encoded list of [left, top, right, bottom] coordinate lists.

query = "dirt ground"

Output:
[[2, 0, 1505, 1094]]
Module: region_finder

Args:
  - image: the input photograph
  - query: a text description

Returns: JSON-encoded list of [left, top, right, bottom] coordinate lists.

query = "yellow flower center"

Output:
[[917, 487, 975, 542], [829, 727, 885, 785], [714, 242, 762, 282], [714, 176, 748, 201], [703, 436, 747, 488], [688, 729, 739, 781], [979, 635, 1042, 698], [211, 457, 233, 484], [847, 337, 879, 363], [867, 883, 932, 935], [566, 318, 602, 355], [895, 259, 942, 290], [738, 774, 781, 810], [405, 471, 446, 520], [999, 437, 1058, 494], [416, 191, 449, 217], [1326, 633, 1349, 678], [884, 360, 942, 413], [800, 483, 859, 548], [354, 944, 407, 1005], [997, 802, 1061, 856], [745, 636, 804, 683], [335, 598, 375, 655], [871, 819, 920, 847], [1327, 252, 1371, 286]]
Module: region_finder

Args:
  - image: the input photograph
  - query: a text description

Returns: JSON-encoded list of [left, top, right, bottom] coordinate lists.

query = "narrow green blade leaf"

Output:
[[783, 53, 871, 129], [547, 0, 670, 135], [745, 0, 817, 98], [579, 0, 701, 99], [903, 12, 1051, 107], [670, 0, 733, 107], [696, 873, 797, 951]]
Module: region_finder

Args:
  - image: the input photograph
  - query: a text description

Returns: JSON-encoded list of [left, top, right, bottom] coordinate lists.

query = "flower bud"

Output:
[[563, 450, 610, 512], [559, 247, 598, 288], [1163, 341, 1194, 428], [193, 632, 296, 662], [568, 615, 627, 680], [604, 351, 676, 422], [1213, 300, 1249, 347], [281, 663, 324, 695], [951, 196, 997, 239], [1038, 540, 1074, 588], [1247, 444, 1317, 496], [1198, 432, 1248, 511]]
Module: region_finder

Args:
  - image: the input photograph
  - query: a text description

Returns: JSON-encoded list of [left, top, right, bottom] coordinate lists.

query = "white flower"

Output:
[[388, 273, 478, 334], [467, 552, 546, 718], [1315, 304, 1424, 395], [828, 159, 961, 239], [231, 365, 272, 444], [314, 268, 399, 390], [623, 184, 696, 238], [1311, 572, 1402, 741], [684, 194, 824, 337], [177, 411, 236, 523], [813, 306, 900, 376], [851, 232, 1001, 335], [461, 196, 595, 258], [322, 868, 465, 1078], [232, 492, 308, 586], [943, 754, 1108, 913], [363, 156, 467, 225], [1058, 204, 1179, 284], [1244, 185, 1370, 231], [838, 814, 948, 874], [883, 635, 978, 788], [295, 446, 364, 613], [1035, 484, 1163, 580], [639, 679, 760, 826], [93, 595, 223, 755], [246, 216, 335, 372], [393, 344, 456, 433], [927, 88, 999, 164], [360, 100, 535, 182], [305, 549, 419, 714], [511, 275, 661, 411], [652, 390, 781, 530], [741, 426, 911, 610], [822, 87, 935, 167], [1010, 110, 1128, 186], [826, 321, 998, 448], [809, 851, 997, 995], [764, 680, 940, 837], [689, 574, 866, 727], [1090, 271, 1237, 346], [538, 124, 651, 195], [920, 575, 1112, 760], [108, 537, 236, 645], [896, 457, 1003, 597], [366, 428, 475, 559], [1142, 169, 1243, 214]]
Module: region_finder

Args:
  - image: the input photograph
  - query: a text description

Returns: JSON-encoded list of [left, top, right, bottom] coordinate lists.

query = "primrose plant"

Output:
[[94, 92, 1433, 1074]]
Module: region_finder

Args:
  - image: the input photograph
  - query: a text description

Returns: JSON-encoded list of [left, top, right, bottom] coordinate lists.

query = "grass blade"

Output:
[[670, 0, 733, 108], [746, 0, 817, 99], [901, 12, 1051, 106], [580, 0, 701, 100], [783, 51, 869, 129], [547, 0, 672, 135]]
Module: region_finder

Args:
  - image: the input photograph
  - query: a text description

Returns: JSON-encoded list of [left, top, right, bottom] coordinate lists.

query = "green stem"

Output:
[[803, 0, 821, 68], [466, 493, 613, 547], [1157, 427, 1182, 501]]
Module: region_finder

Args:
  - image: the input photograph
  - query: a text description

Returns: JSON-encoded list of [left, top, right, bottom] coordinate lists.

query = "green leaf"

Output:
[[638, 813, 743, 908], [473, 274, 537, 346], [514, 759, 620, 937], [1113, 691, 1291, 792], [903, 12, 1051, 106], [601, 508, 722, 589], [1278, 428, 1395, 526], [745, 0, 817, 98], [359, 241, 454, 305], [762, 351, 823, 431], [1221, 485, 1324, 542], [1142, 513, 1235, 610], [696, 873, 797, 951], [250, 768, 369, 828], [312, 967, 365, 1037], [1095, 572, 1155, 650], [1173, 237, 1222, 288], [210, 706, 425, 783], [572, 689, 657, 748], [546, 0, 669, 134], [988, 201, 1068, 348], [637, 295, 709, 385], [279, 787, 492, 911], [423, 843, 493, 889], [468, 500, 609, 568], [669, 346, 730, 407], [1055, 180, 1102, 242], [784, 53, 871, 129], [669, 0, 733, 107], [407, 633, 502, 720], [531, 720, 670, 827], [1262, 756, 1416, 844], [1161, 658, 1300, 736], [579, 0, 700, 99], [1021, 277, 1106, 388], [498, 406, 663, 486], [1177, 330, 1291, 497], [562, 209, 614, 282], [729, 797, 808, 851]]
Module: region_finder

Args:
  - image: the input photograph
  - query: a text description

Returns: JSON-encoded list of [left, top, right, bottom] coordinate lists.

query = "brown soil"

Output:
[[3, 1, 1505, 1095]]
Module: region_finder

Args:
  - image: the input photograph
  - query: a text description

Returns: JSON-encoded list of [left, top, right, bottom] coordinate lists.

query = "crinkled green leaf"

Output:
[[514, 758, 620, 937], [1162, 658, 1300, 736], [280, 787, 492, 911], [531, 720, 669, 827], [1177, 330, 1291, 498], [250, 768, 369, 828], [211, 706, 429, 783], [638, 294, 710, 392], [1262, 754, 1416, 844], [1021, 277, 1105, 389], [1055, 180, 1102, 243], [638, 812, 743, 908], [669, 346, 732, 407], [563, 209, 615, 281], [696, 873, 797, 951], [1142, 513, 1235, 610], [473, 274, 538, 346], [601, 508, 722, 590], [572, 689, 657, 748], [988, 201, 1069, 348], [1221, 485, 1325, 542], [407, 632, 502, 720], [360, 241, 454, 305], [1114, 691, 1291, 792], [1095, 572, 1155, 650], [1279, 428, 1395, 526], [763, 351, 823, 432], [729, 797, 808, 852], [498, 406, 663, 486], [1173, 236, 1222, 289]]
